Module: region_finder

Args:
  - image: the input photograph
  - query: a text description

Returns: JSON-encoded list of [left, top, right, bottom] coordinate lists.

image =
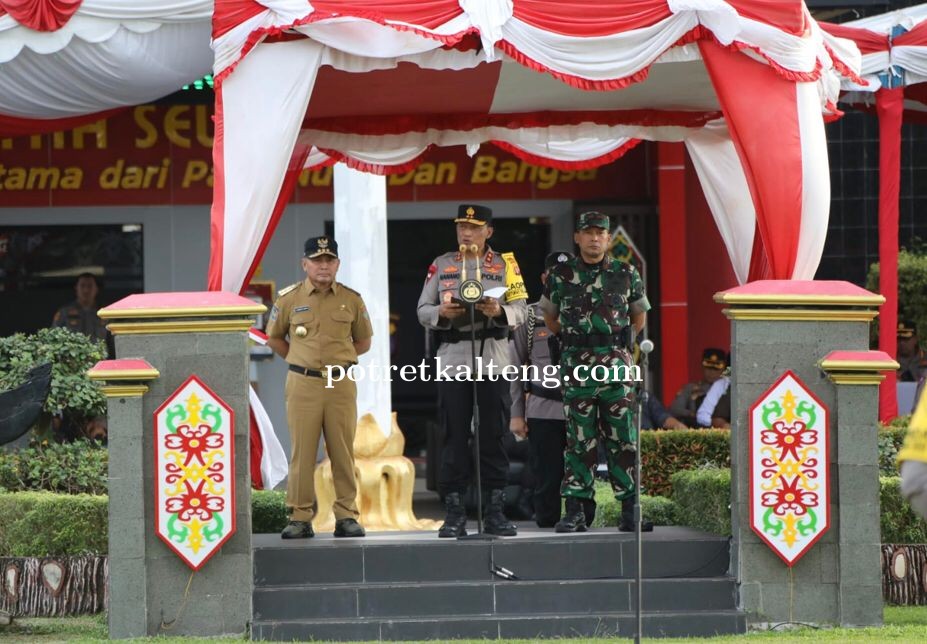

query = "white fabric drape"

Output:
[[333, 165, 392, 436], [0, 21, 211, 118], [249, 385, 288, 489], [215, 38, 323, 294], [792, 81, 831, 281], [0, 0, 211, 60], [684, 120, 755, 284], [300, 137, 636, 173]]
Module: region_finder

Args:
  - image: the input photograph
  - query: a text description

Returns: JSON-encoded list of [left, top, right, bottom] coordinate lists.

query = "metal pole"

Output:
[[468, 299, 484, 534], [635, 338, 654, 644]]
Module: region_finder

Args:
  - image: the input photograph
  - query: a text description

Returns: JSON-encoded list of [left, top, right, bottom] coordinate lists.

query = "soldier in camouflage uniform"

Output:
[[540, 211, 653, 533]]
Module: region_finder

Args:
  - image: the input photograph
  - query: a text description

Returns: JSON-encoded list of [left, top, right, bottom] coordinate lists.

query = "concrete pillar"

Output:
[[94, 292, 263, 637], [717, 281, 889, 627], [820, 351, 898, 626], [88, 360, 159, 638]]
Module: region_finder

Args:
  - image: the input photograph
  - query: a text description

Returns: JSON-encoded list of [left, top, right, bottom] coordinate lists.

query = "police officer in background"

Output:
[[418, 204, 528, 537], [52, 272, 107, 342], [541, 211, 653, 533], [266, 236, 373, 539], [669, 348, 727, 427], [510, 250, 593, 528], [897, 321, 927, 383]]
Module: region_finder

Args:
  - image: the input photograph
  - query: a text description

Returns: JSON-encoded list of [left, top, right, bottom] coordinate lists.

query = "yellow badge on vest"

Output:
[[501, 252, 528, 303], [899, 391, 927, 463]]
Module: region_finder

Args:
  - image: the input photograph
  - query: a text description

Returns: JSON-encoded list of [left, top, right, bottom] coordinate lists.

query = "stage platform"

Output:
[[252, 526, 747, 640]]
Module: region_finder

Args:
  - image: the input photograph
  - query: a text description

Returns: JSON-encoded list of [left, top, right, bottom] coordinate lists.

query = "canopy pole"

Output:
[[876, 86, 903, 422]]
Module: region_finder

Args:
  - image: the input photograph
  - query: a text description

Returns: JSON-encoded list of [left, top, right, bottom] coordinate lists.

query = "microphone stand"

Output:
[[634, 337, 654, 644], [457, 245, 495, 541]]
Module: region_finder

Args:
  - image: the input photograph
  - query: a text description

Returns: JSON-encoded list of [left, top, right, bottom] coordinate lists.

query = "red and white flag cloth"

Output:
[[247, 327, 287, 490], [207, 0, 864, 293]]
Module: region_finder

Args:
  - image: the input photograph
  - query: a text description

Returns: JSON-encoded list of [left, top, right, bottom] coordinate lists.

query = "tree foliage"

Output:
[[867, 248, 927, 341]]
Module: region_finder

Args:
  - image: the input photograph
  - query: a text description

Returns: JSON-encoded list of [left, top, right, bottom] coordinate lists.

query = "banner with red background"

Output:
[[0, 105, 650, 208]]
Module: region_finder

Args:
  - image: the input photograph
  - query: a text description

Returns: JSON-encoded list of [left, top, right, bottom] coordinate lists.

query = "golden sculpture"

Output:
[[313, 413, 441, 532]]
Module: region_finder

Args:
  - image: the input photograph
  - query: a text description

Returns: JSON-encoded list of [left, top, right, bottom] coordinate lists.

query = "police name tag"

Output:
[[294, 306, 310, 313]]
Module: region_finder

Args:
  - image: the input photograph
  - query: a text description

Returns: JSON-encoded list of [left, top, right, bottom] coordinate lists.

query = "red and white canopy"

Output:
[[822, 4, 927, 119], [207, 1, 862, 291], [819, 4, 927, 422], [0, 0, 212, 135]]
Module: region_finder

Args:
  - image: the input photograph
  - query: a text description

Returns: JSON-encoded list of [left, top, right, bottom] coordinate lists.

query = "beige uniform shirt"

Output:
[[266, 279, 373, 370], [417, 246, 527, 371]]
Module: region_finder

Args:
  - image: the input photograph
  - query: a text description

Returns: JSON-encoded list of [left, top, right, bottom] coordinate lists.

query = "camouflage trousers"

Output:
[[561, 381, 637, 502]]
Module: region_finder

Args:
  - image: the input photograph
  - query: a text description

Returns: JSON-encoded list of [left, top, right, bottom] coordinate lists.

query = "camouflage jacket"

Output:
[[539, 256, 649, 371]]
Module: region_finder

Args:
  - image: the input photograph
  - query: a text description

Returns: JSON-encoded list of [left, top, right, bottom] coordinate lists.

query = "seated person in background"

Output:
[[670, 348, 727, 426], [640, 395, 686, 430], [696, 362, 731, 429], [897, 320, 927, 383]]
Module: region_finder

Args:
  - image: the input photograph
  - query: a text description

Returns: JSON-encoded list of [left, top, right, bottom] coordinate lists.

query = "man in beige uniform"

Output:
[[266, 236, 373, 539], [418, 204, 528, 537]]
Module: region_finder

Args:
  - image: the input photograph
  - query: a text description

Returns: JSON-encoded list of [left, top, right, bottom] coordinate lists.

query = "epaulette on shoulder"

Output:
[[277, 282, 299, 298], [339, 283, 361, 297]]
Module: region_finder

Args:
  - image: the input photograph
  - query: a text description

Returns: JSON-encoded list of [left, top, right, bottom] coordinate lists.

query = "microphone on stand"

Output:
[[457, 242, 492, 539], [634, 337, 654, 644]]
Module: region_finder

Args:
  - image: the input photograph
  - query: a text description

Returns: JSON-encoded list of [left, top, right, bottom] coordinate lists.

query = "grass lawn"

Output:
[[1, 607, 925, 642]]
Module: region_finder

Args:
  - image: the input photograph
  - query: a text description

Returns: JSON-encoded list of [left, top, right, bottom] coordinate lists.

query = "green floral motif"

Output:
[[201, 403, 222, 433], [761, 401, 782, 429], [167, 513, 189, 543], [166, 404, 187, 433]]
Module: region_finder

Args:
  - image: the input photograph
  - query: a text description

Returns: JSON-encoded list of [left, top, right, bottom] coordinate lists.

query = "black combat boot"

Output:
[[483, 489, 518, 536], [555, 497, 587, 533], [581, 498, 597, 527], [618, 496, 654, 532], [438, 492, 468, 538]]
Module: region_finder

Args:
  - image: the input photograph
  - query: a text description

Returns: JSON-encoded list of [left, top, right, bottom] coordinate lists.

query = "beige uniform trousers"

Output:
[[284, 371, 359, 522]]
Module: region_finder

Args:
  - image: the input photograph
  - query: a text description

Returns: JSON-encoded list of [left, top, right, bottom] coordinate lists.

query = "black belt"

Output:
[[288, 363, 353, 378], [529, 382, 563, 402], [437, 327, 509, 344], [561, 328, 631, 349]]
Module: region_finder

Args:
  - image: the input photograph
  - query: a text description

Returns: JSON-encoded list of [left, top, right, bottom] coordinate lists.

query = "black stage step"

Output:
[[252, 526, 747, 640]]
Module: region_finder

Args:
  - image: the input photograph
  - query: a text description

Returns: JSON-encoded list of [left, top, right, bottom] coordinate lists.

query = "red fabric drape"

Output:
[[699, 40, 803, 279], [207, 85, 227, 292], [876, 87, 903, 422], [214, 0, 806, 41], [213, 0, 463, 39], [0, 0, 82, 31], [513, 0, 671, 36], [820, 22, 889, 56], [212, 0, 265, 39], [895, 20, 927, 48], [249, 414, 264, 489]]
